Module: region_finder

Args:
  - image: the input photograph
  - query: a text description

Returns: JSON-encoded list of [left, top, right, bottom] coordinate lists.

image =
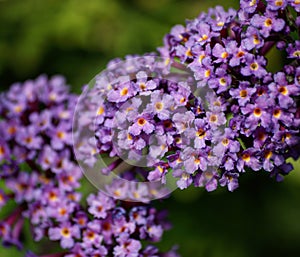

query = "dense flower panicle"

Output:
[[45, 191, 173, 257], [78, 1, 300, 194], [76, 54, 231, 195], [80, 0, 300, 194], [0, 75, 82, 249], [0, 76, 178, 257], [158, 0, 300, 191]]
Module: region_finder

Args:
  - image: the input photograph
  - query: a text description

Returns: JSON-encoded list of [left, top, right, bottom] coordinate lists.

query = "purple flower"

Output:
[[240, 0, 259, 14], [241, 55, 267, 78], [230, 81, 256, 106], [50, 122, 72, 150], [107, 80, 136, 103], [212, 43, 230, 63], [128, 114, 155, 136], [193, 22, 216, 45], [173, 169, 193, 189], [266, 0, 288, 10], [227, 41, 247, 67], [251, 12, 285, 37], [48, 223, 80, 249], [186, 118, 210, 149], [113, 234, 142, 257], [194, 170, 219, 192], [268, 71, 300, 108], [213, 128, 240, 156], [242, 99, 272, 131], [87, 192, 115, 219], [237, 148, 262, 172], [146, 90, 174, 120], [219, 172, 239, 192], [286, 41, 300, 59], [242, 27, 264, 50], [16, 126, 43, 150]]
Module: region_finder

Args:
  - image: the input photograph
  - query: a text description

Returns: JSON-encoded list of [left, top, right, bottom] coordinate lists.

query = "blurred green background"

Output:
[[1, 0, 300, 257]]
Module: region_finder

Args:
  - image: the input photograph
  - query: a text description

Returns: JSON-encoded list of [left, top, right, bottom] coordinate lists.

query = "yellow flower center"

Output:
[[264, 151, 273, 159], [199, 54, 206, 64], [240, 89, 248, 98], [127, 133, 133, 140], [155, 102, 164, 111], [157, 166, 164, 173], [222, 138, 229, 146], [25, 137, 33, 144], [253, 107, 262, 117], [180, 97, 186, 104], [278, 86, 288, 95], [264, 18, 273, 27], [14, 105, 23, 113], [0, 146, 5, 156], [221, 52, 228, 58], [57, 131, 65, 139], [237, 51, 245, 58], [194, 158, 201, 164], [185, 48, 193, 57], [273, 109, 281, 118], [209, 114, 218, 123], [250, 62, 259, 71], [8, 126, 16, 135], [199, 34, 208, 41], [59, 208, 67, 216], [120, 87, 128, 96], [137, 118, 146, 126], [97, 106, 105, 115], [49, 191, 58, 201], [253, 35, 260, 45], [219, 78, 227, 86], [196, 128, 206, 138], [139, 83, 146, 90], [204, 69, 211, 78], [242, 153, 251, 162], [293, 50, 300, 57], [61, 228, 71, 237]]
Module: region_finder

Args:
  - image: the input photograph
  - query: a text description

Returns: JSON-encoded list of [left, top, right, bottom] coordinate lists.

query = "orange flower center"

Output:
[[137, 118, 146, 126], [273, 109, 281, 118], [61, 228, 70, 237], [155, 102, 163, 111], [240, 90, 248, 98], [222, 138, 229, 146], [209, 114, 218, 123], [250, 62, 259, 71], [242, 153, 251, 162], [120, 87, 128, 96], [196, 128, 206, 138], [264, 18, 273, 27], [253, 108, 262, 117], [278, 86, 288, 95]]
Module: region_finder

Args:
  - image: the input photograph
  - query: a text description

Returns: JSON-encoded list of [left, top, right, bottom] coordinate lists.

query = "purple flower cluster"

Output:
[[158, 0, 300, 190], [48, 191, 175, 257], [0, 76, 178, 257], [0, 75, 82, 250], [83, 0, 300, 193], [25, 190, 176, 257]]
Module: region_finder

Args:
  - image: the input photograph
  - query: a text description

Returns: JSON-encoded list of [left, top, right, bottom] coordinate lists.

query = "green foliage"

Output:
[[0, 0, 240, 90]]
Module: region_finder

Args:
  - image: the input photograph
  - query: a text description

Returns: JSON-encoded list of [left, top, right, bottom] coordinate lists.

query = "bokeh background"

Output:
[[1, 0, 300, 256]]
